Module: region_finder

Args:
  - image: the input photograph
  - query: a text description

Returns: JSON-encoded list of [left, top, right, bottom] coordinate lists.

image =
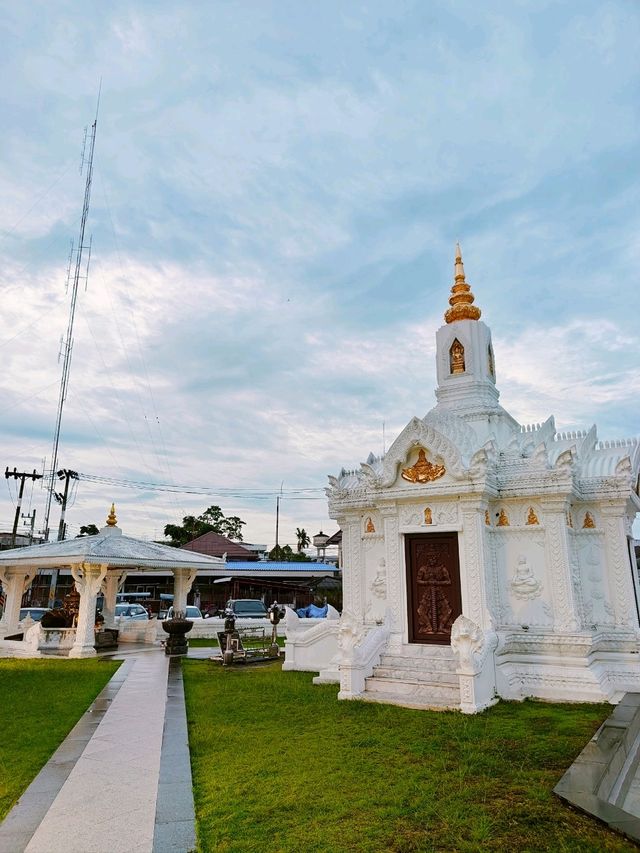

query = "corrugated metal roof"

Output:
[[181, 531, 257, 560], [0, 526, 225, 572], [226, 561, 338, 572]]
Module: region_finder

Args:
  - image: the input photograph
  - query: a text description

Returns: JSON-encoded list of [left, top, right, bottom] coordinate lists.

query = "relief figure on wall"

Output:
[[365, 558, 387, 623], [510, 555, 542, 600], [416, 552, 453, 634]]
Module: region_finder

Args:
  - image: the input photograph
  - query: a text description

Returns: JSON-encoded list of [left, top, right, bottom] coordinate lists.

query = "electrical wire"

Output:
[[0, 159, 75, 243], [76, 471, 326, 500]]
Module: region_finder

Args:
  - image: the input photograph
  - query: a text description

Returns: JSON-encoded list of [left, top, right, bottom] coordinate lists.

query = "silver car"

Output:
[[114, 603, 149, 621]]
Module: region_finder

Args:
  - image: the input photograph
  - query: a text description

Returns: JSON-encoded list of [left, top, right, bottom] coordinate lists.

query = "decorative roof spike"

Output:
[[444, 242, 482, 324], [106, 503, 117, 527]]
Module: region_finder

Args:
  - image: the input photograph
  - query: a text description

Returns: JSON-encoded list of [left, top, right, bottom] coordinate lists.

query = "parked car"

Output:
[[225, 599, 268, 619], [166, 605, 204, 622], [114, 603, 149, 621], [18, 607, 50, 623]]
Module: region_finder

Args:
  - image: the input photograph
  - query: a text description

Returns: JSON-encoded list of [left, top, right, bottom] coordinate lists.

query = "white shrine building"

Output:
[[285, 246, 640, 713]]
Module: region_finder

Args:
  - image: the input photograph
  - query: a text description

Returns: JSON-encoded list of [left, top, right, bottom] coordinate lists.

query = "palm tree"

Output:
[[295, 527, 311, 553]]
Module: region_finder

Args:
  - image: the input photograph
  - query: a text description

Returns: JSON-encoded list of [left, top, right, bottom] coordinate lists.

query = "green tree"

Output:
[[295, 527, 311, 553], [77, 524, 99, 537], [164, 505, 246, 546]]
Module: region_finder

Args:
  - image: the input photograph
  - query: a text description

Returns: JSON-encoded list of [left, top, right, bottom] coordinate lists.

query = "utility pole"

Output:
[[274, 480, 284, 558], [21, 509, 37, 545], [4, 468, 43, 547], [55, 469, 78, 541]]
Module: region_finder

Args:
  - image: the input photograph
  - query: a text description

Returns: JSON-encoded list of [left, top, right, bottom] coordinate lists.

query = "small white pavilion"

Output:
[[0, 505, 224, 657], [285, 246, 640, 712]]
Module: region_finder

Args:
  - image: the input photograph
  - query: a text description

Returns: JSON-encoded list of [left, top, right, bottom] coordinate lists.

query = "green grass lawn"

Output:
[[183, 660, 635, 853], [189, 636, 285, 649], [0, 659, 119, 820]]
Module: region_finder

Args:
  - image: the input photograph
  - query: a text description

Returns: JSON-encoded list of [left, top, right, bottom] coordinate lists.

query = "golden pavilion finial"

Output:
[[106, 503, 117, 527], [444, 243, 482, 324]]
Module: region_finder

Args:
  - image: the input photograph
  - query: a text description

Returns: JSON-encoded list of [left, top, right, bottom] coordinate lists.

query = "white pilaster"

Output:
[[340, 515, 362, 619], [601, 503, 638, 629], [69, 562, 108, 658], [172, 567, 197, 614], [458, 499, 493, 630], [541, 500, 580, 631], [0, 567, 36, 636], [380, 505, 402, 650]]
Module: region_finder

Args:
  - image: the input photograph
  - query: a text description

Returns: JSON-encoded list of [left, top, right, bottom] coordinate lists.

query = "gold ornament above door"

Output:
[[401, 448, 446, 484]]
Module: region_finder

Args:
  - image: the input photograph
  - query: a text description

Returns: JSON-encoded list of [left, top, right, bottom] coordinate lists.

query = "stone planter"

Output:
[[161, 617, 193, 656], [94, 628, 119, 650]]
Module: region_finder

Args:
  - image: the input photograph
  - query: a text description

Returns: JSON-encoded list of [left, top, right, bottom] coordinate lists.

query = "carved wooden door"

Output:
[[406, 533, 462, 644]]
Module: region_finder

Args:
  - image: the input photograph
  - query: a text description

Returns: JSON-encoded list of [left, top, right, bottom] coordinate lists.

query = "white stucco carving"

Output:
[[320, 249, 640, 711], [510, 555, 543, 600]]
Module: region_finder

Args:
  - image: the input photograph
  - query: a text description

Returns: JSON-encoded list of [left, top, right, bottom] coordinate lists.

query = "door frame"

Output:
[[405, 531, 462, 645]]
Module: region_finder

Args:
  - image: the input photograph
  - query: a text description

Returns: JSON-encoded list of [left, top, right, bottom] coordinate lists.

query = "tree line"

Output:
[[78, 505, 315, 561]]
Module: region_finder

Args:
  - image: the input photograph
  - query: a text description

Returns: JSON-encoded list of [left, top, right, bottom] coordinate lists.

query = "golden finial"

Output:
[[106, 503, 117, 527], [444, 243, 482, 324]]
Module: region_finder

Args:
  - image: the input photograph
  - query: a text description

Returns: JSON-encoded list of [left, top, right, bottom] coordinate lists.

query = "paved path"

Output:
[[0, 649, 198, 853]]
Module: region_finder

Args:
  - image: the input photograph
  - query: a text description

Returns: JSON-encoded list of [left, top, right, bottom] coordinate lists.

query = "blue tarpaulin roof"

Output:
[[225, 561, 337, 572]]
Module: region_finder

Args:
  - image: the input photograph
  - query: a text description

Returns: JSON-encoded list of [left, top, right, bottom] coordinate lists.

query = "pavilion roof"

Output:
[[0, 526, 225, 572]]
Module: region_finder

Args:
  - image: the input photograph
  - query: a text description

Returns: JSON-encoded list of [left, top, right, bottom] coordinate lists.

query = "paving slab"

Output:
[[153, 658, 196, 853], [24, 653, 167, 853], [0, 659, 131, 852], [0, 647, 199, 853]]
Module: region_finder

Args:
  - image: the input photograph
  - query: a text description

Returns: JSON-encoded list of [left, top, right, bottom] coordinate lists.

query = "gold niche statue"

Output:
[[106, 503, 117, 527], [485, 509, 491, 526], [526, 507, 539, 526], [365, 517, 376, 533], [401, 449, 446, 484], [449, 338, 465, 374], [583, 511, 596, 529], [424, 507, 433, 525], [497, 509, 510, 527]]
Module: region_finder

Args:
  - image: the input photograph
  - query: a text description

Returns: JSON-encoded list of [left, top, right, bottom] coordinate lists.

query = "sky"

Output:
[[0, 0, 639, 546]]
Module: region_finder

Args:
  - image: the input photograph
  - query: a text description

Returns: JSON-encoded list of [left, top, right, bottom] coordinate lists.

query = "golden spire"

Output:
[[106, 503, 117, 527], [444, 243, 482, 324]]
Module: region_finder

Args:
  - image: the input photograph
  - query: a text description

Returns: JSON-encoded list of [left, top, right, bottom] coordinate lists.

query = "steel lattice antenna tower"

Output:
[[43, 103, 99, 541]]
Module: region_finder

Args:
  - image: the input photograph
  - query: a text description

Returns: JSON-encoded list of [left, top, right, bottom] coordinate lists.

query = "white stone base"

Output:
[[0, 639, 42, 658], [495, 631, 640, 704], [68, 644, 98, 658]]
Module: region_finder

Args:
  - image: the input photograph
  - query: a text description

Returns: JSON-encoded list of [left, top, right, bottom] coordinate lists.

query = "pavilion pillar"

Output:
[[101, 569, 128, 628], [69, 562, 108, 658], [0, 567, 37, 636], [172, 568, 197, 615]]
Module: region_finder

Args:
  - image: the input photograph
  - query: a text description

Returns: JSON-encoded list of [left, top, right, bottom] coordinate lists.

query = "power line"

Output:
[[75, 471, 326, 499]]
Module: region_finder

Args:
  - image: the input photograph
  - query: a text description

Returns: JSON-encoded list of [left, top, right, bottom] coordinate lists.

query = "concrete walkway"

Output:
[[0, 649, 198, 853]]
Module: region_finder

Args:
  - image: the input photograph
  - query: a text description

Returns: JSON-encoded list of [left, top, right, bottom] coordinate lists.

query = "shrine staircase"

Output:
[[362, 643, 460, 710]]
